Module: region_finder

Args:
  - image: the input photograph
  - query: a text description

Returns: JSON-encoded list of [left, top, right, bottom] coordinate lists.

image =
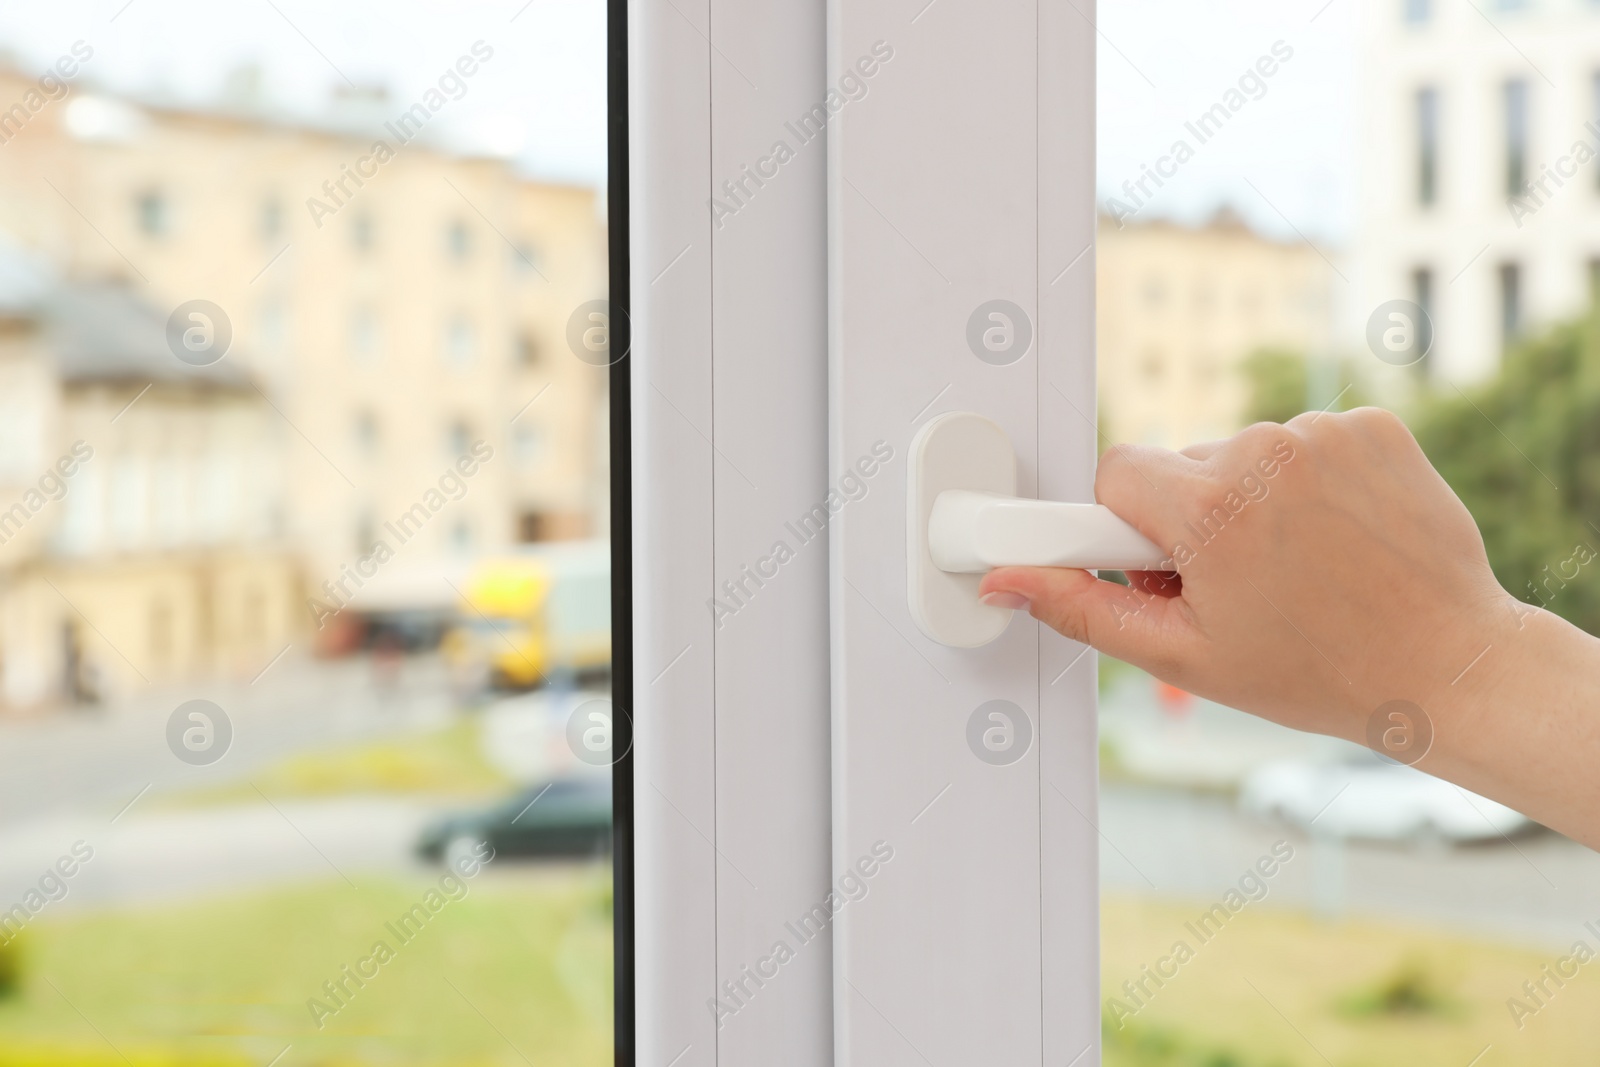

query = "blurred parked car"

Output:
[[417, 776, 611, 865], [1240, 757, 1532, 844], [443, 541, 611, 691]]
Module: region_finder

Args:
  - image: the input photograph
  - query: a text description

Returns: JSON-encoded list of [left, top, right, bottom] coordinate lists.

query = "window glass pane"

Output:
[[1504, 79, 1529, 197], [1499, 261, 1522, 343], [0, 4, 613, 1065], [1098, 4, 1598, 1063], [1410, 266, 1434, 373], [1416, 86, 1438, 206]]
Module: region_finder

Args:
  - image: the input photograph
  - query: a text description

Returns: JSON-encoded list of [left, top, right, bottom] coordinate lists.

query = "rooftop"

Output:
[[46, 280, 252, 389]]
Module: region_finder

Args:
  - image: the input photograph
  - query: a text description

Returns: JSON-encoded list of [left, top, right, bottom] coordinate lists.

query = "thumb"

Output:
[[980, 566, 1194, 671]]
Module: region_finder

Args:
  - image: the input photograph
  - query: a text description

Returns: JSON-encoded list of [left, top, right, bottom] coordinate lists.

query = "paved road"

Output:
[[1, 774, 1589, 956], [0, 653, 456, 826], [1099, 783, 1600, 950], [0, 797, 441, 911], [3, 659, 1592, 953], [0, 659, 593, 911], [1096, 675, 1600, 949], [0, 653, 461, 909]]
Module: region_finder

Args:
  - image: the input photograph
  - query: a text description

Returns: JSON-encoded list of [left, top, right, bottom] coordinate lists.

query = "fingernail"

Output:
[[981, 591, 1030, 611]]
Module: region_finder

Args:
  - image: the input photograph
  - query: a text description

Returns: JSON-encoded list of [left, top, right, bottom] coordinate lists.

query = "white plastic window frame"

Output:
[[626, 0, 1100, 1062]]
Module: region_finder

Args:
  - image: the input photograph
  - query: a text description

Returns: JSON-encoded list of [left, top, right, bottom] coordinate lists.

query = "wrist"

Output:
[[1419, 596, 1600, 845], [1346, 593, 1522, 762]]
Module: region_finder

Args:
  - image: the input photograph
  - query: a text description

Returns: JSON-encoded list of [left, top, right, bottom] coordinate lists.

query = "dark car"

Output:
[[417, 776, 612, 864]]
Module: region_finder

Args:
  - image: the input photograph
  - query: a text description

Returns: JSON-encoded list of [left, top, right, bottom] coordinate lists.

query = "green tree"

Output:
[[1239, 348, 1365, 426], [1413, 315, 1600, 636], [1240, 348, 1309, 426]]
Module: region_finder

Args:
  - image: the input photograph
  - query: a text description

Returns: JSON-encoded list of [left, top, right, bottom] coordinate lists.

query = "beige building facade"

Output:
[[1097, 210, 1336, 451], [0, 65, 606, 573], [0, 63, 607, 708]]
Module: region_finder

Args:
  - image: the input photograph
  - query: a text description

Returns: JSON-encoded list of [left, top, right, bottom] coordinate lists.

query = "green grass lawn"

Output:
[[1103, 896, 1600, 1067], [4, 863, 1590, 1066], [0, 867, 612, 1067]]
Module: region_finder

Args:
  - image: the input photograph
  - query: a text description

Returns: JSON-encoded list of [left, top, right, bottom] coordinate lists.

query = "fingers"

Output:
[[1179, 439, 1227, 461], [1093, 443, 1205, 549], [980, 566, 1196, 673]]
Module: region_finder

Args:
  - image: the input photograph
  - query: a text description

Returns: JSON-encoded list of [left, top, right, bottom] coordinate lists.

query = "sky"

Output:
[[0, 0, 609, 186], [1095, 0, 1359, 245], [0, 0, 1357, 240]]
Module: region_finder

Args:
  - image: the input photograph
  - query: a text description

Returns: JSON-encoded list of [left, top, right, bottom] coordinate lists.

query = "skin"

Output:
[[979, 407, 1600, 851]]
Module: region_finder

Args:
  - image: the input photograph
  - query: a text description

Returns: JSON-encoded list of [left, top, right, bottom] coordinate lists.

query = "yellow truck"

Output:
[[445, 540, 611, 690]]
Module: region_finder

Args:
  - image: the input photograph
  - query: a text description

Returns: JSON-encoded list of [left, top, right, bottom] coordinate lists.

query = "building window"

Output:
[[447, 419, 472, 457], [350, 307, 380, 362], [258, 299, 288, 353], [1411, 267, 1435, 370], [511, 241, 541, 275], [1404, 0, 1430, 24], [0, 398, 42, 482], [1504, 79, 1529, 197], [515, 331, 540, 366], [355, 510, 376, 554], [445, 315, 475, 365], [450, 519, 473, 552], [153, 457, 189, 547], [1416, 87, 1438, 206], [54, 463, 103, 556], [1593, 74, 1600, 191], [261, 198, 282, 240], [110, 457, 150, 549], [352, 212, 375, 251], [1498, 262, 1522, 345], [354, 410, 380, 458], [513, 423, 542, 464], [197, 453, 240, 543], [1140, 349, 1164, 381], [518, 511, 550, 543], [136, 189, 168, 236], [447, 219, 472, 260]]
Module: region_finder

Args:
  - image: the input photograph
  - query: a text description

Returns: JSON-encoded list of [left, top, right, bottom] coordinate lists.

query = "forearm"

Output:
[[1421, 601, 1600, 851]]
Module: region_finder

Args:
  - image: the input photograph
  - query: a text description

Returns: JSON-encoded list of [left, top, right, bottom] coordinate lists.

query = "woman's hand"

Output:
[[979, 408, 1600, 848]]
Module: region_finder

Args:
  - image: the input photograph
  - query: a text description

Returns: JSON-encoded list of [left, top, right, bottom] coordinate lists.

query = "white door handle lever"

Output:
[[908, 412, 1166, 647], [929, 490, 1165, 573]]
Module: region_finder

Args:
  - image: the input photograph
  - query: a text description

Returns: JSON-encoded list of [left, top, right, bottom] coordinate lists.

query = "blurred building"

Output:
[[1097, 210, 1335, 449], [0, 246, 298, 706], [1353, 0, 1600, 382], [0, 65, 607, 707]]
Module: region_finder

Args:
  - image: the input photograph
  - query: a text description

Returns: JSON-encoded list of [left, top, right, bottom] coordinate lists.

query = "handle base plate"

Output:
[[907, 412, 1018, 647]]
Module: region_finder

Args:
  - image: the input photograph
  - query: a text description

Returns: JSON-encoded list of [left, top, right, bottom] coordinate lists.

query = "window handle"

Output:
[[908, 411, 1165, 647], [929, 491, 1165, 573]]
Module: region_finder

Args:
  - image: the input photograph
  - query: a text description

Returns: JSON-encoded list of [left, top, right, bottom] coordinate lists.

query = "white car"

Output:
[[1239, 757, 1532, 844]]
